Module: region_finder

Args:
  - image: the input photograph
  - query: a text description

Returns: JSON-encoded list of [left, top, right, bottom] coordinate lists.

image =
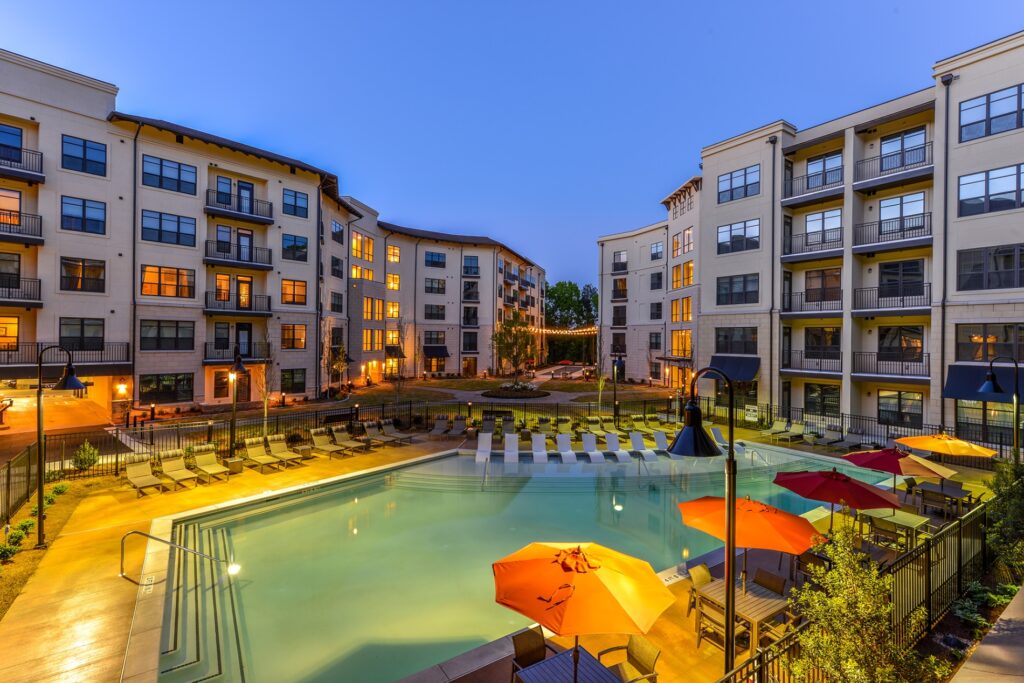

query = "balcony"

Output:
[[203, 292, 272, 316], [204, 189, 274, 225], [781, 289, 843, 318], [852, 213, 932, 254], [60, 276, 105, 293], [780, 350, 842, 376], [0, 277, 42, 307], [611, 317, 627, 328], [462, 290, 480, 302], [462, 265, 480, 277], [203, 342, 272, 364], [852, 283, 931, 316], [462, 316, 479, 328], [782, 168, 844, 208], [504, 272, 518, 284], [518, 278, 529, 289], [0, 210, 43, 245], [611, 288, 628, 301], [852, 352, 930, 383], [0, 342, 130, 374], [203, 241, 273, 270], [0, 146, 45, 183], [611, 262, 628, 273], [854, 142, 933, 192], [781, 227, 844, 263], [504, 295, 517, 306], [519, 298, 529, 309]]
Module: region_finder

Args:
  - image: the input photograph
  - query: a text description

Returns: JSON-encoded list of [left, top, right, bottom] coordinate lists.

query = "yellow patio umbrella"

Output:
[[896, 434, 997, 458]]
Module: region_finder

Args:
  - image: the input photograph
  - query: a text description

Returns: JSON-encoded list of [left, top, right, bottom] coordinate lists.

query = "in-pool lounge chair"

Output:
[[267, 434, 305, 465], [652, 430, 682, 460], [581, 433, 606, 463], [162, 457, 199, 490], [603, 433, 632, 463], [193, 451, 229, 483], [310, 427, 346, 458], [760, 420, 788, 438], [382, 419, 415, 443], [531, 434, 549, 464], [556, 433, 577, 463], [448, 416, 468, 438], [475, 431, 493, 463], [630, 432, 658, 461], [363, 422, 402, 446], [710, 427, 745, 456], [504, 434, 520, 464], [126, 462, 163, 496], [243, 437, 283, 473], [427, 417, 450, 439], [329, 425, 370, 454]]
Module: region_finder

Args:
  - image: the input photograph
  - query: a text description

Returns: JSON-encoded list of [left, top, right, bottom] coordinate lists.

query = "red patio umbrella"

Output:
[[844, 448, 957, 493], [773, 468, 900, 531]]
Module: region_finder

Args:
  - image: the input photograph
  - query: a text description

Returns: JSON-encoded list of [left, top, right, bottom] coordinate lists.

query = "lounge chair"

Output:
[[243, 437, 283, 473], [556, 433, 577, 463], [556, 418, 574, 435], [363, 422, 402, 446], [630, 415, 655, 436], [475, 431, 493, 463], [813, 426, 843, 447], [775, 422, 805, 443], [381, 419, 414, 443], [126, 462, 163, 496], [760, 419, 788, 438], [157, 448, 185, 462], [504, 434, 520, 464], [480, 416, 496, 434], [830, 427, 873, 451], [267, 434, 305, 465], [329, 425, 370, 454], [310, 427, 347, 458], [530, 434, 549, 464], [604, 433, 632, 463], [710, 427, 745, 456], [427, 417, 450, 439], [653, 430, 678, 459], [600, 418, 626, 437], [161, 457, 199, 490], [598, 635, 661, 683], [581, 433, 606, 463], [194, 451, 229, 484], [630, 432, 658, 461], [448, 416, 468, 438], [534, 417, 554, 437]]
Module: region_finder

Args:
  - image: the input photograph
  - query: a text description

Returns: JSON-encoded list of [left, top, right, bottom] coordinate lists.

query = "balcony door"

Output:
[[236, 323, 252, 357], [237, 229, 253, 262], [236, 276, 252, 310], [0, 315, 18, 351], [880, 127, 925, 172], [0, 188, 20, 226], [879, 260, 924, 299], [0, 123, 22, 164], [805, 268, 841, 303], [237, 181, 254, 214], [879, 192, 925, 236], [0, 252, 20, 288], [878, 325, 923, 362]]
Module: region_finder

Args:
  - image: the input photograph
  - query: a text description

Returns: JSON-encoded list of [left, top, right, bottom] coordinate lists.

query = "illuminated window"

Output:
[[683, 261, 694, 287], [682, 227, 693, 253], [281, 324, 306, 350], [387, 245, 401, 263], [671, 233, 680, 257], [351, 231, 374, 260], [386, 273, 400, 290], [374, 329, 384, 350], [671, 265, 681, 289], [363, 297, 373, 320], [141, 265, 193, 298], [682, 296, 692, 321], [362, 328, 373, 351], [375, 299, 384, 321], [281, 279, 307, 305], [671, 329, 692, 357], [351, 264, 363, 280], [387, 302, 400, 318], [670, 299, 680, 323], [386, 329, 400, 345]]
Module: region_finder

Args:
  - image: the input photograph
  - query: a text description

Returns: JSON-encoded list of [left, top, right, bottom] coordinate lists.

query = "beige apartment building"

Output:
[[0, 49, 545, 420]]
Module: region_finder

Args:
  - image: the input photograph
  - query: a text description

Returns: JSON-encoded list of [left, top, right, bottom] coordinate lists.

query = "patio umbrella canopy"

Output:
[[844, 448, 957, 479], [895, 434, 997, 458], [678, 496, 822, 556], [772, 469, 900, 511]]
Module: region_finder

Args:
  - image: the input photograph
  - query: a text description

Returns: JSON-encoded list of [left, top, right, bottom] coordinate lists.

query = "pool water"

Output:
[[156, 449, 883, 682]]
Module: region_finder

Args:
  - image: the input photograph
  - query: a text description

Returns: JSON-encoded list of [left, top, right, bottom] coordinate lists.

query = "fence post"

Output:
[[176, 425, 181, 449]]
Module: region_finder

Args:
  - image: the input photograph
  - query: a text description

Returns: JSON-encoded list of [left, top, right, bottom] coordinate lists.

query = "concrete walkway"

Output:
[[953, 587, 1024, 681]]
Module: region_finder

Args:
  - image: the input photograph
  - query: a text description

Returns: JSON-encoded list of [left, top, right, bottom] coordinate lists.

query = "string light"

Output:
[[527, 325, 599, 336]]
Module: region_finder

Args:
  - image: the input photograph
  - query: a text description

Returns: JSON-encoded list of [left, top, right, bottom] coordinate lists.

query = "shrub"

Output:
[[6, 529, 24, 546], [44, 470, 64, 483], [986, 461, 1024, 567], [72, 440, 100, 472], [43, 493, 57, 506], [51, 483, 69, 496], [285, 432, 303, 446], [0, 544, 18, 562], [17, 519, 34, 534]]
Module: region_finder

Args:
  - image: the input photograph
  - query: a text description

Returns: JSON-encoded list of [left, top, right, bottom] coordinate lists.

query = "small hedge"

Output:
[[481, 389, 551, 399]]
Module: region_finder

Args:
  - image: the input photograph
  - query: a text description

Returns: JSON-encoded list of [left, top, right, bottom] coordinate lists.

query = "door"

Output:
[[781, 327, 792, 368], [879, 260, 924, 300], [236, 276, 252, 310], [215, 273, 231, 301], [237, 229, 253, 262], [0, 188, 20, 227], [0, 252, 20, 289], [0, 316, 18, 352], [236, 323, 252, 357], [878, 326, 923, 362], [781, 271, 792, 311], [880, 127, 926, 172], [237, 181, 254, 214], [462, 357, 477, 377], [781, 381, 792, 420], [879, 192, 926, 237]]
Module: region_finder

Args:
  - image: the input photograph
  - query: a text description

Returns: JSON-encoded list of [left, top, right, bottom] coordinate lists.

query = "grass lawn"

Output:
[[539, 380, 602, 393], [419, 378, 504, 391], [570, 390, 673, 404], [351, 385, 456, 406]]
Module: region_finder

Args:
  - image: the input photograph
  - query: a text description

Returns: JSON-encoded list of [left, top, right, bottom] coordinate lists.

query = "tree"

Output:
[[543, 280, 599, 364], [492, 311, 535, 385], [250, 334, 277, 437], [389, 317, 408, 400], [986, 461, 1024, 567]]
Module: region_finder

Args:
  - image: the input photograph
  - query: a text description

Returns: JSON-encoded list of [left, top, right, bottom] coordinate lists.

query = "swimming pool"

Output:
[[148, 447, 883, 682]]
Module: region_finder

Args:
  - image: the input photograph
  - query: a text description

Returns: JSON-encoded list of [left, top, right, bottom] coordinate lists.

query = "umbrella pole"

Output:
[[829, 503, 834, 534], [742, 549, 748, 594], [573, 635, 579, 683]]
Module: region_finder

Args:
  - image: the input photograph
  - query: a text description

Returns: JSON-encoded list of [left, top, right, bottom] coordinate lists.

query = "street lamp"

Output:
[[610, 350, 625, 427], [35, 346, 85, 548], [978, 356, 1021, 465], [668, 365, 737, 673], [228, 349, 247, 461]]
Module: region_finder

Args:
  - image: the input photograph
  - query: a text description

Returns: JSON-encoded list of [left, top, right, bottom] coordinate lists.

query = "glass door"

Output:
[[0, 252, 20, 289], [237, 181, 254, 214], [0, 188, 20, 227], [237, 229, 253, 262], [879, 260, 925, 299], [236, 275, 252, 310], [236, 322, 252, 356]]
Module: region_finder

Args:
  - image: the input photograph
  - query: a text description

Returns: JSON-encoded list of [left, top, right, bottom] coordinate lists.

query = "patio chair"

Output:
[[266, 435, 305, 466], [193, 451, 229, 484], [813, 426, 844, 447], [556, 433, 577, 464], [868, 516, 907, 551], [362, 421, 401, 446], [382, 419, 414, 443], [191, 444, 217, 462], [696, 596, 748, 656], [126, 462, 163, 497], [847, 426, 878, 449], [598, 634, 661, 683], [603, 433, 632, 463], [530, 434, 549, 464], [630, 432, 658, 461], [752, 568, 786, 596], [157, 448, 185, 462], [481, 416, 496, 434], [448, 416, 468, 438], [685, 563, 712, 618], [630, 415, 655, 436], [829, 430, 863, 451], [600, 418, 626, 437], [775, 422, 806, 443], [796, 551, 829, 587], [310, 427, 346, 458], [243, 436, 283, 473], [555, 418, 574, 435], [653, 430, 680, 460], [328, 425, 370, 455], [581, 433, 606, 463], [161, 457, 199, 490], [919, 489, 953, 520], [710, 427, 745, 456], [902, 477, 919, 503], [759, 420, 787, 438], [427, 416, 450, 439], [504, 434, 520, 464], [534, 417, 553, 437], [582, 416, 605, 437], [474, 432, 493, 463], [510, 626, 557, 682], [501, 418, 518, 436]]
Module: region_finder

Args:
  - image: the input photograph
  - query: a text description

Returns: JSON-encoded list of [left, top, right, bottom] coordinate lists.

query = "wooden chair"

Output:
[[869, 516, 907, 550], [695, 596, 748, 656], [902, 477, 919, 504], [685, 563, 712, 618], [509, 626, 556, 682], [919, 489, 953, 519], [598, 634, 661, 682], [753, 568, 786, 596]]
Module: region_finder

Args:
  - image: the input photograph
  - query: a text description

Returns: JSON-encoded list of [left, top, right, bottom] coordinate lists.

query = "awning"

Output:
[[423, 345, 450, 359], [943, 364, 1024, 403], [706, 355, 761, 382], [344, 354, 354, 363], [385, 345, 406, 359], [655, 355, 694, 368]]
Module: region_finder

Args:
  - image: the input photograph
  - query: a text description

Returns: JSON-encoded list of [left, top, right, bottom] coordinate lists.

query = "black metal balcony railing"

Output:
[[0, 341, 129, 366], [611, 288, 628, 300], [0, 210, 43, 239], [59, 276, 105, 293], [781, 350, 842, 373], [0, 277, 41, 301], [781, 288, 843, 313], [783, 167, 844, 198], [204, 240, 273, 266], [611, 262, 628, 273], [853, 213, 932, 246], [853, 351, 929, 377], [611, 317, 627, 327], [519, 299, 529, 309], [0, 146, 44, 176], [204, 342, 272, 361], [462, 290, 480, 302], [204, 291, 272, 313], [782, 227, 843, 255], [504, 272, 519, 283], [462, 317, 479, 327], [462, 265, 480, 276], [855, 142, 933, 182], [504, 295, 517, 305], [853, 283, 931, 310], [205, 189, 273, 220]]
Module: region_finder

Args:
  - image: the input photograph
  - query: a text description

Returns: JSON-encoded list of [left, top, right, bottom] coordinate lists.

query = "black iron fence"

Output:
[[782, 227, 843, 256], [0, 277, 41, 302], [853, 283, 931, 310], [204, 240, 273, 266], [0, 445, 38, 524], [852, 352, 930, 378], [0, 341, 130, 366], [0, 146, 43, 175], [783, 167, 844, 198], [204, 342, 272, 361], [203, 291, 272, 313], [204, 189, 273, 220], [780, 350, 843, 374], [781, 289, 842, 314], [854, 212, 932, 246], [0, 210, 42, 238], [855, 142, 933, 182]]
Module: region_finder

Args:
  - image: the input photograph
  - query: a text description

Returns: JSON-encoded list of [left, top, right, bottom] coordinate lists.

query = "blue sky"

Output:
[[7, 1, 1024, 283]]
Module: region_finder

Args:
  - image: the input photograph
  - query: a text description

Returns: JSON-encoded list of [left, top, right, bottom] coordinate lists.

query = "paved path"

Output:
[[953, 587, 1024, 681]]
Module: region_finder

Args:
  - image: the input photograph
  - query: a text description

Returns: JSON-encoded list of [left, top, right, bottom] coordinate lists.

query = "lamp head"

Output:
[[668, 397, 722, 457], [978, 369, 1004, 396], [230, 353, 247, 376], [53, 361, 86, 391]]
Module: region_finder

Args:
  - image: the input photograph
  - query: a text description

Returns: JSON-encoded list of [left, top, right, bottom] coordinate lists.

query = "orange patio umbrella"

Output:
[[493, 542, 674, 683], [896, 434, 997, 458]]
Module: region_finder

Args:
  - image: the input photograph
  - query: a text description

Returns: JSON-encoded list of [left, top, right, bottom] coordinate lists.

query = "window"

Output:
[[61, 134, 106, 175], [331, 220, 344, 243], [282, 235, 308, 261], [386, 273, 400, 290], [424, 251, 446, 268], [805, 383, 840, 416], [670, 298, 680, 323], [805, 209, 842, 245], [387, 302, 400, 318], [425, 304, 445, 320], [351, 231, 374, 260], [805, 268, 842, 302], [60, 257, 105, 292], [879, 390, 923, 428], [0, 315, 16, 348], [611, 277, 627, 299], [60, 196, 105, 234], [806, 151, 842, 189], [424, 331, 445, 345], [879, 192, 926, 235], [463, 255, 480, 275], [330, 291, 344, 313], [957, 243, 1024, 291], [331, 256, 344, 278], [878, 260, 924, 297], [717, 274, 758, 305], [649, 332, 662, 351], [958, 164, 1024, 216], [462, 281, 480, 301], [671, 265, 681, 289], [283, 189, 309, 217], [805, 327, 842, 358], [140, 320, 194, 350], [650, 272, 663, 290], [956, 323, 1024, 362], [281, 324, 307, 349], [878, 325, 924, 361], [141, 155, 196, 194], [350, 264, 374, 280], [362, 328, 373, 351], [141, 210, 196, 246], [671, 329, 692, 357], [425, 357, 446, 373], [960, 85, 1023, 142], [715, 327, 757, 354], [671, 233, 681, 258], [139, 373, 193, 404], [650, 242, 664, 260], [386, 329, 400, 346], [362, 297, 372, 320], [717, 164, 759, 203], [682, 227, 694, 253], [59, 317, 103, 351], [0, 123, 22, 158], [956, 399, 1017, 445], [387, 245, 401, 263], [281, 279, 307, 305], [213, 370, 251, 400], [649, 302, 662, 320], [683, 262, 694, 287], [650, 362, 662, 380], [463, 331, 478, 352], [611, 332, 626, 354], [611, 251, 628, 272], [880, 128, 926, 171], [717, 219, 760, 254], [463, 306, 479, 325], [281, 369, 306, 393], [141, 265, 194, 298], [424, 278, 445, 294], [681, 296, 692, 321]]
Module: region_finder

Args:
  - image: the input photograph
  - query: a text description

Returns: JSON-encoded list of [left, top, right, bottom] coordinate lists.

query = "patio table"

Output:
[[697, 577, 789, 656], [515, 647, 619, 683], [859, 507, 930, 546], [915, 481, 970, 516]]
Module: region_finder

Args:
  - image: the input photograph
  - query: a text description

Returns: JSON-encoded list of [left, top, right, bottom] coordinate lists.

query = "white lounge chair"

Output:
[[581, 433, 605, 463], [653, 430, 682, 459], [475, 432, 493, 463], [556, 433, 577, 463], [604, 433, 632, 463], [630, 432, 658, 461], [504, 434, 520, 464], [531, 434, 549, 464], [710, 427, 746, 456]]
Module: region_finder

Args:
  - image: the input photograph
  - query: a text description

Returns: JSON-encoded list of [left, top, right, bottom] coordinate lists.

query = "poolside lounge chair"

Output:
[[813, 426, 844, 447], [162, 457, 199, 490], [556, 418, 574, 435], [267, 434, 305, 465], [481, 416, 496, 434], [556, 433, 577, 463], [157, 448, 185, 462], [581, 433, 606, 463], [501, 418, 518, 436], [829, 427, 871, 451], [775, 422, 806, 443], [581, 416, 604, 437], [530, 434, 549, 464], [600, 418, 626, 437], [630, 415, 655, 436], [427, 417, 450, 439], [760, 420, 788, 438], [448, 416, 468, 438], [598, 635, 661, 683], [534, 417, 553, 437], [243, 437, 283, 473], [191, 444, 217, 460], [126, 462, 163, 496], [710, 427, 745, 456], [630, 432, 658, 461], [193, 451, 229, 484], [504, 434, 520, 464], [604, 433, 632, 463], [382, 419, 415, 443], [363, 422, 402, 446], [310, 427, 347, 458], [475, 432, 493, 463], [329, 425, 371, 454]]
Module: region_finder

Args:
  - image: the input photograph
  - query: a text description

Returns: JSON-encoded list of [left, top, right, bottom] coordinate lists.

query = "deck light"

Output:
[[227, 563, 241, 576]]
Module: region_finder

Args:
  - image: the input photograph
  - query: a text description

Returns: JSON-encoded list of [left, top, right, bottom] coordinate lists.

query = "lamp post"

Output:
[[35, 345, 86, 548], [978, 356, 1021, 465], [610, 351, 625, 427], [668, 365, 737, 673], [228, 349, 247, 461]]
